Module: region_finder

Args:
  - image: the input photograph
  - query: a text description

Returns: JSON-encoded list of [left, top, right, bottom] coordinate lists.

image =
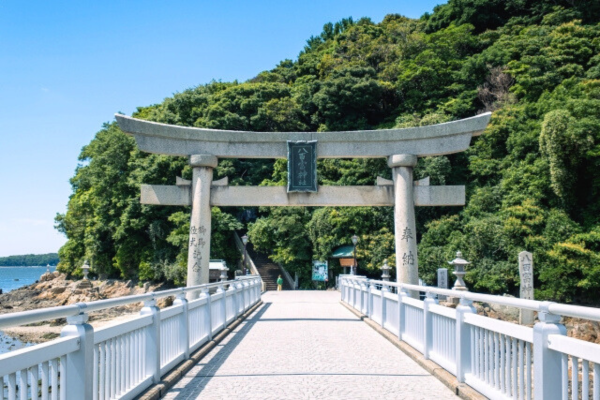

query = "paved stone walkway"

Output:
[[164, 291, 457, 399]]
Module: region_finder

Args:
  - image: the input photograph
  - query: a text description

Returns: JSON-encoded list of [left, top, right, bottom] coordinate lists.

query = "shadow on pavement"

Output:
[[169, 302, 272, 399], [257, 318, 361, 322]]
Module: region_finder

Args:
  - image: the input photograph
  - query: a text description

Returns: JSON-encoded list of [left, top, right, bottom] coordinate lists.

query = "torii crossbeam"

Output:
[[115, 112, 491, 298]]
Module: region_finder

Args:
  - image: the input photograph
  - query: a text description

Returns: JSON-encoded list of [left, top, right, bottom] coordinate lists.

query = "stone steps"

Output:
[[247, 245, 291, 291]]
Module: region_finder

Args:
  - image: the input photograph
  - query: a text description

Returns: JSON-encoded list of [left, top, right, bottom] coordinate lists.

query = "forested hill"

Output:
[[0, 253, 59, 267], [56, 0, 600, 303]]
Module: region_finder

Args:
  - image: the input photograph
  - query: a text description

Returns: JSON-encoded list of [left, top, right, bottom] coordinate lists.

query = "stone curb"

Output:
[[340, 301, 487, 400], [137, 300, 264, 400]]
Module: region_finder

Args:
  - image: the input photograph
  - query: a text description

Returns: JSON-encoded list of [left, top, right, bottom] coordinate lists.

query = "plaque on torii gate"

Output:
[[115, 112, 491, 299]]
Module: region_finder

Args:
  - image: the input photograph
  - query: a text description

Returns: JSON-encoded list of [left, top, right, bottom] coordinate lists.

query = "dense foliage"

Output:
[[0, 253, 59, 267], [56, 2, 600, 302]]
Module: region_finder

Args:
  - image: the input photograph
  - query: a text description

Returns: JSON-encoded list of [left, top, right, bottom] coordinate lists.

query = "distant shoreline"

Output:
[[0, 253, 59, 267]]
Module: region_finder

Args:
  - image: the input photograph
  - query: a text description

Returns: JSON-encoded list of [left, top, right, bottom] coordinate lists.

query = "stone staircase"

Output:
[[247, 244, 292, 291]]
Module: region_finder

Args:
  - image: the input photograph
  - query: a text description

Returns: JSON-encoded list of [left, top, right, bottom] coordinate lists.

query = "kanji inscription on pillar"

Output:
[[401, 227, 413, 242], [518, 251, 534, 300], [437, 268, 448, 300], [518, 251, 535, 324], [190, 225, 207, 273], [287, 140, 317, 192]]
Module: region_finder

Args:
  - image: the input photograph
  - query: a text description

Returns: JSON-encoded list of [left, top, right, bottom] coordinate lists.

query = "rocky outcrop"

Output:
[[0, 272, 175, 343]]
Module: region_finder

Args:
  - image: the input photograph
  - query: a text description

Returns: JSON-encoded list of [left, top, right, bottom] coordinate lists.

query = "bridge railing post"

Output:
[[357, 279, 363, 310], [368, 280, 374, 319], [174, 291, 190, 359], [236, 280, 242, 318], [423, 291, 437, 360], [533, 302, 566, 399], [228, 281, 237, 322], [352, 278, 356, 306], [381, 282, 389, 328], [60, 305, 94, 400], [359, 279, 367, 314], [345, 278, 349, 303], [235, 280, 244, 316], [398, 287, 408, 341], [140, 296, 161, 383], [216, 283, 226, 330], [352, 279, 357, 309], [254, 276, 260, 302], [455, 297, 475, 382], [199, 287, 212, 341], [243, 279, 250, 311]]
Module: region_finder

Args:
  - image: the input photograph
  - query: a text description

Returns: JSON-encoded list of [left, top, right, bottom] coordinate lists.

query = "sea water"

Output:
[[0, 265, 57, 293], [0, 266, 57, 354]]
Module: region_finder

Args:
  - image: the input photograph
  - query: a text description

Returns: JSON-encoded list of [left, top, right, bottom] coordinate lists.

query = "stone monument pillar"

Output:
[[389, 154, 419, 297], [437, 268, 448, 301], [186, 154, 218, 299], [519, 251, 535, 325]]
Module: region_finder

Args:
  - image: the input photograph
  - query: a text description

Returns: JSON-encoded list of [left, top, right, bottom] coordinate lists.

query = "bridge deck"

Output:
[[164, 291, 456, 399]]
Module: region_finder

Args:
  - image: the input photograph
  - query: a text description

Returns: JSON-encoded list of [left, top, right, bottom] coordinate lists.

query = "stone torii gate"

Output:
[[115, 112, 491, 298]]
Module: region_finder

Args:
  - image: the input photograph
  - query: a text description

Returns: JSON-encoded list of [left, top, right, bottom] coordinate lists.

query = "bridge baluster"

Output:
[[174, 291, 190, 360], [398, 288, 408, 341], [455, 297, 475, 383], [533, 302, 565, 399], [140, 297, 161, 384], [423, 292, 438, 360], [60, 305, 94, 400]]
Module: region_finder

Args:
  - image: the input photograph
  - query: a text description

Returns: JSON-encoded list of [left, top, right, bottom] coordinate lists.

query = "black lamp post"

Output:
[[351, 234, 359, 275], [242, 234, 249, 275]]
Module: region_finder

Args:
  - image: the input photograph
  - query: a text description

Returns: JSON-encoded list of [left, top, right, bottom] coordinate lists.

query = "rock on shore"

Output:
[[0, 271, 175, 344]]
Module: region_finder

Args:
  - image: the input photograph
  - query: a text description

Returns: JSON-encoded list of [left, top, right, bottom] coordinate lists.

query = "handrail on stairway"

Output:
[[233, 232, 266, 292]]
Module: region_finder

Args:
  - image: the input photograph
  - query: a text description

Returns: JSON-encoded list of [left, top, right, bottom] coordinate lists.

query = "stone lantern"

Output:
[[448, 251, 469, 292], [381, 259, 391, 281], [40, 264, 54, 282], [81, 260, 90, 280], [220, 265, 229, 282], [76, 260, 93, 289]]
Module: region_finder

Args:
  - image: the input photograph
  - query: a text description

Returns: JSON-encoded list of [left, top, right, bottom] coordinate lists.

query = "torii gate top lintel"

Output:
[[114, 112, 491, 159]]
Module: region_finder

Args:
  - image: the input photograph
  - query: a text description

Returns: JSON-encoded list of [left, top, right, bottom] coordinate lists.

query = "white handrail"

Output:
[[233, 232, 265, 292], [0, 280, 241, 329], [339, 275, 600, 399], [0, 276, 262, 400], [344, 276, 600, 321]]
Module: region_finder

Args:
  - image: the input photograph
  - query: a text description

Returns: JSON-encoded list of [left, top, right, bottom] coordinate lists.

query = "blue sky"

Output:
[[0, 1, 444, 257]]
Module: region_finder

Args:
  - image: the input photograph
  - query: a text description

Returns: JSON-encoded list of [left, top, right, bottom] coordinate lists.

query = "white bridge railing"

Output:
[[0, 276, 261, 400], [341, 276, 600, 400]]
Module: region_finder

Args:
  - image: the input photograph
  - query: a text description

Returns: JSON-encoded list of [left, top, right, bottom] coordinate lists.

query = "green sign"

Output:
[[287, 140, 317, 192], [312, 260, 328, 281]]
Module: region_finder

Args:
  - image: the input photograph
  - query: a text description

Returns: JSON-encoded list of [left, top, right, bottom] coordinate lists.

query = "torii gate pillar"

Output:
[[389, 154, 419, 297], [186, 154, 217, 299]]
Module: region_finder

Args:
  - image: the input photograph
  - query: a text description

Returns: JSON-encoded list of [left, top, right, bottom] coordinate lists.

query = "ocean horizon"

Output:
[[0, 265, 57, 293]]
